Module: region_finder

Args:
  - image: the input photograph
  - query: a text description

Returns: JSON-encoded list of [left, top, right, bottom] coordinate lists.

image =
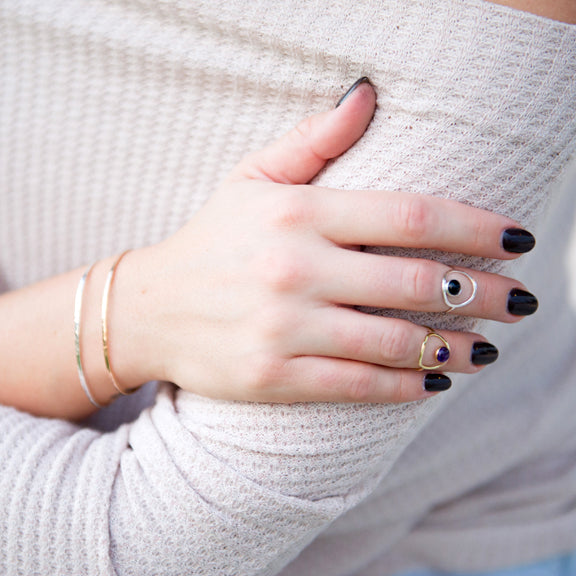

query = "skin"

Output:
[[0, 82, 535, 419], [487, 0, 576, 24]]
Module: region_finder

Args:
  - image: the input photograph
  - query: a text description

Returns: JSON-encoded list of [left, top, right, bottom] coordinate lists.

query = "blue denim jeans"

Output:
[[398, 552, 576, 576]]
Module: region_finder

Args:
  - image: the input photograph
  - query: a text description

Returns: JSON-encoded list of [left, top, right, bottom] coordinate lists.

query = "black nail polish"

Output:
[[502, 228, 536, 254], [336, 77, 372, 108], [507, 288, 539, 316], [424, 374, 452, 392], [471, 342, 499, 366]]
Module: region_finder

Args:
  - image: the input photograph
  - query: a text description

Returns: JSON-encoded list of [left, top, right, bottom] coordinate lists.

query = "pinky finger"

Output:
[[260, 356, 452, 404]]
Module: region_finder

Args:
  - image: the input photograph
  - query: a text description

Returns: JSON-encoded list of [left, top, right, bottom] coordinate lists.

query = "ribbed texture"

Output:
[[0, 1, 576, 575], [0, 410, 123, 575]]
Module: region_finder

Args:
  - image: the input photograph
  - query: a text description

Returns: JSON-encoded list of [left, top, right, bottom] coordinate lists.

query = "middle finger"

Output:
[[313, 248, 538, 322]]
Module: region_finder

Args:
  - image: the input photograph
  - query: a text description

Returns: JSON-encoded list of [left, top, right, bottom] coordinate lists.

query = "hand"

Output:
[[115, 79, 537, 403]]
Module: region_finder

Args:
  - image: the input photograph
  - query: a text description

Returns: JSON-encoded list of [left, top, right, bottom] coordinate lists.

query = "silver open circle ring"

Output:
[[441, 270, 478, 312]]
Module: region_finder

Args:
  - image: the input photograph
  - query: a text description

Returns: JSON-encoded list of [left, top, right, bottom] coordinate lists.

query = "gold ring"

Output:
[[418, 326, 451, 370]]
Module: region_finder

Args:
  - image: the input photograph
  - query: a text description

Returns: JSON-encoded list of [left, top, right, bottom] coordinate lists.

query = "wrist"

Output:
[[80, 247, 161, 405], [105, 247, 163, 390]]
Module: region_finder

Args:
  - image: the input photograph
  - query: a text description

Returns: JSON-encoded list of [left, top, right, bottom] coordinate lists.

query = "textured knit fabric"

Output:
[[0, 1, 576, 575]]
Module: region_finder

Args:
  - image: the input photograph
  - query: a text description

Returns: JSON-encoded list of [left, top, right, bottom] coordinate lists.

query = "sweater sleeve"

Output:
[[0, 380, 446, 576], [111, 388, 449, 576]]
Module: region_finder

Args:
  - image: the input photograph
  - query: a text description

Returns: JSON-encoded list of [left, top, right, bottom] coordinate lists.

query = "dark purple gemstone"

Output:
[[436, 346, 450, 363]]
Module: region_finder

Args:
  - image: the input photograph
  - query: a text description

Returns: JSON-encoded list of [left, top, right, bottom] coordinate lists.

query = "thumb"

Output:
[[230, 77, 376, 185]]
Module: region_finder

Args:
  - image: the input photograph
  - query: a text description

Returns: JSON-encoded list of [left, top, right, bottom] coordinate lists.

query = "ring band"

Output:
[[418, 327, 451, 370], [442, 270, 478, 311]]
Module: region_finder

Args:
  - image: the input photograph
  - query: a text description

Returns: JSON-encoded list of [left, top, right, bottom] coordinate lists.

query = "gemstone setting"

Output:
[[442, 270, 478, 311], [419, 328, 452, 370], [435, 346, 450, 364], [447, 279, 461, 296]]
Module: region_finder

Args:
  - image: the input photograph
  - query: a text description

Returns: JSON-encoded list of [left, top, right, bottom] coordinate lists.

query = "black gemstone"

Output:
[[502, 228, 536, 254], [424, 374, 452, 392], [507, 288, 539, 316], [447, 279, 461, 296], [471, 342, 499, 366]]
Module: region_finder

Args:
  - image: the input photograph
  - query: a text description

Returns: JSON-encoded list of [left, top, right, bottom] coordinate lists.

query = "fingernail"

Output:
[[471, 342, 499, 366], [424, 374, 452, 392], [502, 228, 536, 254], [507, 288, 539, 316], [336, 77, 372, 108]]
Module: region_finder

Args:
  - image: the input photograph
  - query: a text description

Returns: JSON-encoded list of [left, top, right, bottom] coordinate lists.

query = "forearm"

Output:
[[0, 252, 151, 419]]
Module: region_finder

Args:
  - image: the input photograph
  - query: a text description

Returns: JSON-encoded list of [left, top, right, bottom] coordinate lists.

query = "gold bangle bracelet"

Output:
[[101, 250, 137, 395], [74, 263, 105, 408]]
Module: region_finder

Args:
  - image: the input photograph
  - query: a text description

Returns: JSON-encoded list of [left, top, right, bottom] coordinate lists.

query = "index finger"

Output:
[[308, 188, 535, 259]]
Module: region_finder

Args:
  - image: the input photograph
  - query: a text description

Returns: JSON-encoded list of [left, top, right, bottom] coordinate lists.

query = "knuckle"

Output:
[[258, 249, 308, 292], [400, 261, 437, 307], [379, 322, 412, 364], [387, 371, 411, 403], [477, 279, 493, 313], [255, 307, 296, 342], [332, 323, 367, 357], [243, 354, 287, 396], [294, 116, 314, 145], [293, 117, 324, 163], [396, 195, 432, 243], [345, 370, 377, 402], [268, 188, 314, 230], [469, 218, 488, 253]]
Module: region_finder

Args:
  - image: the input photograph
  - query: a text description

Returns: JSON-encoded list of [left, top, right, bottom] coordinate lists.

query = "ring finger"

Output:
[[297, 307, 499, 373]]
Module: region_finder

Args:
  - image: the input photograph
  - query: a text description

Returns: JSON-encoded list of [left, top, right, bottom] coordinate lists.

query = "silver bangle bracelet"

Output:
[[74, 263, 105, 409]]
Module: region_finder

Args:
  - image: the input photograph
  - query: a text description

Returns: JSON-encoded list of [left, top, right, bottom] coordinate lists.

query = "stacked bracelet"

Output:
[[101, 250, 137, 396], [75, 250, 137, 407], [74, 263, 105, 408]]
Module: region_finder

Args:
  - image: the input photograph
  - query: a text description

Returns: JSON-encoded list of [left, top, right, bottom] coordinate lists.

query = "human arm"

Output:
[[0, 84, 541, 576], [0, 80, 534, 420]]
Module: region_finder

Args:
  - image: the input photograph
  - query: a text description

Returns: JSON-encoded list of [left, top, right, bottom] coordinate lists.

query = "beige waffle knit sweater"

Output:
[[1, 1, 576, 575]]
